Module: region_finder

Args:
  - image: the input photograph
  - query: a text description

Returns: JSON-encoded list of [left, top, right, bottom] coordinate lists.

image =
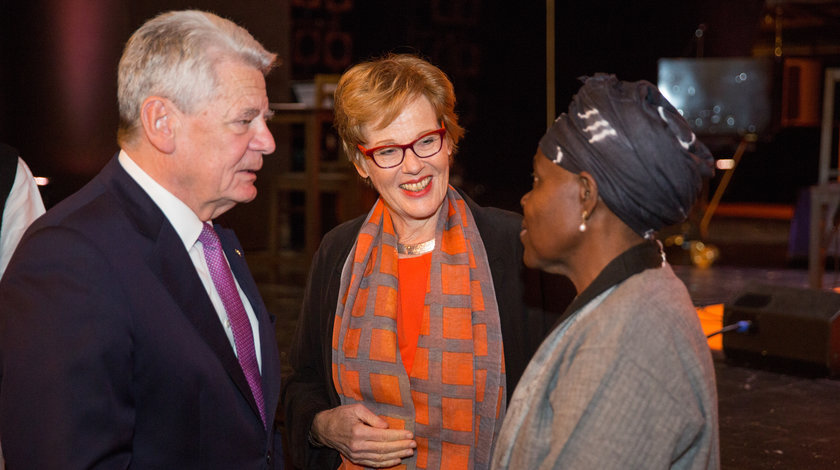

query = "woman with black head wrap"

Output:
[[492, 74, 720, 469]]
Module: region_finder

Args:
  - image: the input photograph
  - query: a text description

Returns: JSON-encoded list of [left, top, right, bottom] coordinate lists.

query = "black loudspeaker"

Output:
[[723, 283, 840, 376]]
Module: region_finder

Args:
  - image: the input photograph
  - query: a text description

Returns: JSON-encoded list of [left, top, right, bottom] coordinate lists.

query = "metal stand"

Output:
[[808, 68, 840, 289], [699, 133, 757, 240]]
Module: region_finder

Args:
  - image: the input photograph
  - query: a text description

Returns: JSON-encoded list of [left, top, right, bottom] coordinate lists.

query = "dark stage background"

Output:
[[1, 0, 837, 240]]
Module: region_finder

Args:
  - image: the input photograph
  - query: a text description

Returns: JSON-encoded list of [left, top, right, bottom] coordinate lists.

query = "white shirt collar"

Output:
[[118, 150, 206, 250]]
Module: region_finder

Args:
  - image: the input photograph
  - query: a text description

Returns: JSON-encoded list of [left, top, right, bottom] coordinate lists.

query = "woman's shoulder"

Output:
[[599, 266, 694, 322], [314, 214, 366, 262], [578, 266, 705, 360], [474, 205, 523, 230], [625, 265, 694, 311], [323, 214, 366, 241], [457, 188, 523, 234]]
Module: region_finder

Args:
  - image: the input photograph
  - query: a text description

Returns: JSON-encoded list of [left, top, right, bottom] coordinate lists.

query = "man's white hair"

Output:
[[117, 10, 276, 145]]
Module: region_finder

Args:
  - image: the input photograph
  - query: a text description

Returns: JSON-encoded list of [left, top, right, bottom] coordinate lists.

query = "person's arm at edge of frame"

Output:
[[0, 157, 46, 279], [0, 225, 133, 468]]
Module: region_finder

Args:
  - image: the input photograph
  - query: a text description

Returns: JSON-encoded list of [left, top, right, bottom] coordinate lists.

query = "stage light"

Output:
[[716, 159, 735, 170]]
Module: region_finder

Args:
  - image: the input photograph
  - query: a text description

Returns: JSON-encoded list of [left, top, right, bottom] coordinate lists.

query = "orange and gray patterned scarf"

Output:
[[332, 187, 505, 470]]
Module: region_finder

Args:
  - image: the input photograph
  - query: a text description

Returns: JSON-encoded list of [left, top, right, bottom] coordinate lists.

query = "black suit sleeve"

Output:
[[0, 226, 134, 469]]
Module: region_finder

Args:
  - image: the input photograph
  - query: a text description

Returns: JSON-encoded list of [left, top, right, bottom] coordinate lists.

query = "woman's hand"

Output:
[[311, 404, 417, 468]]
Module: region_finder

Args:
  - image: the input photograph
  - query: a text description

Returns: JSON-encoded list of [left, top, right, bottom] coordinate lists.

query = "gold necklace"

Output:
[[397, 239, 435, 255]]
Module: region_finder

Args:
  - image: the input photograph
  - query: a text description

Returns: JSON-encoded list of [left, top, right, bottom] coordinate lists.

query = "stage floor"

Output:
[[674, 264, 840, 469], [713, 352, 840, 469]]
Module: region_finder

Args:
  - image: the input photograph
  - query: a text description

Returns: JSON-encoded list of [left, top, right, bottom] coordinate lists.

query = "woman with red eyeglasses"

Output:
[[282, 53, 574, 470]]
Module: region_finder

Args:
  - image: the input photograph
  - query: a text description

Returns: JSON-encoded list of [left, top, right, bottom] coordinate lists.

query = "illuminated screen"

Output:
[[657, 58, 774, 136]]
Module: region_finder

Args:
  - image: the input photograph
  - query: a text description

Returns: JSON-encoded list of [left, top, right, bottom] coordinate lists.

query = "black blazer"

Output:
[[281, 190, 574, 469], [0, 156, 284, 469]]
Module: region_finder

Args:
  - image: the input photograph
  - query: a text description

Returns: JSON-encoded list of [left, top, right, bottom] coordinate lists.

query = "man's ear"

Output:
[[140, 97, 176, 154]]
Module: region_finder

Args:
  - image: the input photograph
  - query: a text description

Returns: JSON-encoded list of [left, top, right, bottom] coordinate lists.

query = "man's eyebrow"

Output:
[[239, 108, 261, 119]]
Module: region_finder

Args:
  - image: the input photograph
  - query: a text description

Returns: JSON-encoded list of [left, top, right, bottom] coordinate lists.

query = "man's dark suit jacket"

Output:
[[0, 156, 283, 469]]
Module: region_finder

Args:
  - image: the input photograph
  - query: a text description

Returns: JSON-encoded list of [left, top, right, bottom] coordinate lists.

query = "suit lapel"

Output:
[[217, 226, 265, 325], [104, 158, 263, 423], [149, 229, 260, 415], [217, 225, 281, 421]]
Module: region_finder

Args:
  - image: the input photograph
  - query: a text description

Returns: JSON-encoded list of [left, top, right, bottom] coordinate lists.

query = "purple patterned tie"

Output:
[[199, 223, 266, 426]]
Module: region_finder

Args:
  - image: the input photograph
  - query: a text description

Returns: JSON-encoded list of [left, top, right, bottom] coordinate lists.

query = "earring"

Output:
[[579, 210, 589, 232]]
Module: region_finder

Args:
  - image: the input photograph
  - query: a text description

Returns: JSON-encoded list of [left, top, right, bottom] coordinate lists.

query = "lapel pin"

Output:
[[234, 249, 243, 257]]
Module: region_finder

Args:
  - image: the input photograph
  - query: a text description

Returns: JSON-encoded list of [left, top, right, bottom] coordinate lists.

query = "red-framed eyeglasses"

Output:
[[357, 124, 447, 169]]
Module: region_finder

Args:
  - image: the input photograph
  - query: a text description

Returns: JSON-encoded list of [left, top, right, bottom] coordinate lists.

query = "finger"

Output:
[[352, 404, 390, 429], [361, 457, 404, 468], [350, 445, 416, 468], [344, 435, 416, 458], [367, 437, 416, 454], [355, 457, 402, 469], [353, 423, 414, 443]]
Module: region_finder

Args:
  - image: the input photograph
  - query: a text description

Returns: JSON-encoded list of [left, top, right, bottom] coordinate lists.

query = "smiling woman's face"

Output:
[[354, 95, 451, 237]]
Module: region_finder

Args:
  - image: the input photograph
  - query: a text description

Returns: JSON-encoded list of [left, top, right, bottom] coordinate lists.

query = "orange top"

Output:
[[397, 253, 432, 375]]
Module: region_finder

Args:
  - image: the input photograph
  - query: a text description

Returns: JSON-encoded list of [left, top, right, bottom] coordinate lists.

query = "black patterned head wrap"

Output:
[[539, 74, 714, 238]]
